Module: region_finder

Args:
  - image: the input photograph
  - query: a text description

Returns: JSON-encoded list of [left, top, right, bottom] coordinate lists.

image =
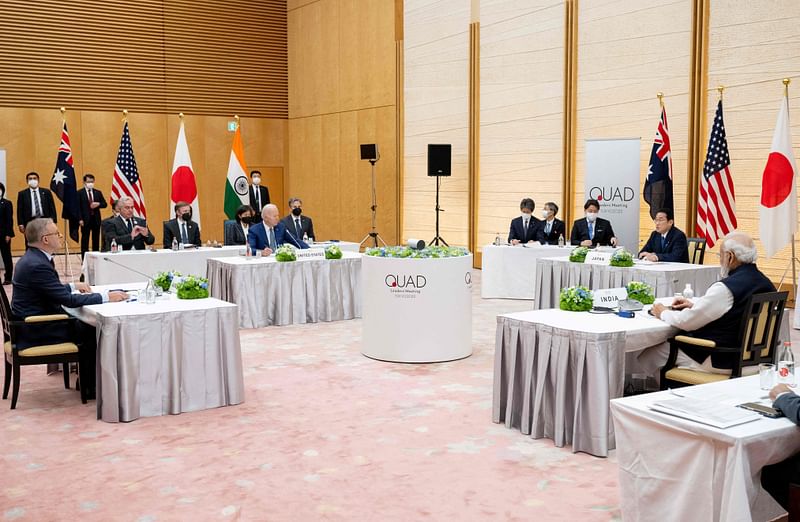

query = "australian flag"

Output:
[[643, 106, 673, 220], [50, 121, 80, 241]]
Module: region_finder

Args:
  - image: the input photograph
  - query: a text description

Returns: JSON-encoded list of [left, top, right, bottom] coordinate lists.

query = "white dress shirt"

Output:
[[659, 281, 733, 331]]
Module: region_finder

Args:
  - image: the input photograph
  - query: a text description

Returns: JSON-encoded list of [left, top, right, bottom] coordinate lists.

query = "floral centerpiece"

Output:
[[324, 244, 342, 260], [275, 244, 297, 262], [175, 275, 209, 300], [626, 281, 655, 304], [364, 246, 469, 258], [154, 271, 181, 292], [559, 285, 594, 311], [569, 246, 589, 263], [610, 249, 634, 267]]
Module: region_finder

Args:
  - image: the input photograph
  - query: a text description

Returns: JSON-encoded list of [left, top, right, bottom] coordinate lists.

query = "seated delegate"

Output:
[[225, 205, 255, 246], [638, 208, 689, 263], [280, 197, 315, 242], [102, 196, 155, 250], [570, 198, 617, 247], [508, 198, 539, 245], [163, 200, 201, 248], [536, 201, 566, 245], [247, 204, 309, 255]]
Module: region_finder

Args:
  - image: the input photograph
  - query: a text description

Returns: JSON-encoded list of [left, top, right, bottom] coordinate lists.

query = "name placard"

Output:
[[592, 287, 628, 308], [585, 251, 613, 265], [295, 249, 326, 259]]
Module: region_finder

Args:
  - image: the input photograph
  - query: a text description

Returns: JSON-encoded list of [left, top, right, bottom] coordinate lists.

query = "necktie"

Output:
[[546, 222, 551, 234], [269, 227, 277, 250], [661, 236, 666, 250], [181, 223, 189, 244], [127, 219, 133, 232], [589, 222, 594, 240], [33, 190, 41, 217], [88, 189, 94, 203], [255, 188, 261, 210], [523, 219, 528, 235], [295, 219, 302, 238]]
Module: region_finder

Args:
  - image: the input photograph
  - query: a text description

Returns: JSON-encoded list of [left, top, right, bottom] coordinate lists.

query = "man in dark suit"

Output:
[[638, 208, 689, 263], [536, 201, 566, 245], [508, 198, 539, 245], [102, 196, 155, 250], [224, 205, 255, 246], [248, 204, 308, 254], [762, 384, 800, 511], [77, 173, 108, 258], [248, 170, 270, 224], [163, 201, 201, 248], [570, 198, 617, 247], [12, 218, 127, 397], [100, 199, 121, 251], [16, 172, 57, 236], [0, 182, 15, 284], [280, 197, 315, 242]]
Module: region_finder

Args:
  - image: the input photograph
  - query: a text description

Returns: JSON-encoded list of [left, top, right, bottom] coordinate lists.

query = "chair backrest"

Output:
[[739, 291, 788, 369], [223, 220, 235, 245], [687, 237, 707, 264], [0, 285, 10, 343]]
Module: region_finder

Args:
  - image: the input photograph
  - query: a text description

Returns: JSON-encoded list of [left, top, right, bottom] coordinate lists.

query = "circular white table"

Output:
[[361, 254, 473, 362]]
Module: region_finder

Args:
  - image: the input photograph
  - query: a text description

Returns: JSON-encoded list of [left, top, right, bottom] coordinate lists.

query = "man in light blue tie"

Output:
[[570, 198, 617, 247], [248, 204, 309, 255]]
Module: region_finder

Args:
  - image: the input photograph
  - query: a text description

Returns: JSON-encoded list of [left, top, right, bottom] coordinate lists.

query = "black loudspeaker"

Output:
[[427, 144, 451, 176], [360, 144, 379, 161]]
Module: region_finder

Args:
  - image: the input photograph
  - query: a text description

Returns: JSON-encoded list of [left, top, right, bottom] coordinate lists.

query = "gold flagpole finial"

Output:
[[657, 92, 664, 106], [234, 114, 240, 129], [717, 85, 725, 100], [122, 109, 129, 122], [178, 112, 184, 120], [783, 78, 791, 96], [60, 107, 66, 116]]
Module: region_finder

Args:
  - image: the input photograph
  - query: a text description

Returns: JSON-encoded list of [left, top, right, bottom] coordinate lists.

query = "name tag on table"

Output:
[[593, 287, 628, 308], [585, 251, 613, 265], [295, 249, 325, 259]]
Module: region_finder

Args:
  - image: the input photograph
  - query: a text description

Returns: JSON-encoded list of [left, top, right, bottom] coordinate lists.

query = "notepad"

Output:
[[649, 397, 761, 429]]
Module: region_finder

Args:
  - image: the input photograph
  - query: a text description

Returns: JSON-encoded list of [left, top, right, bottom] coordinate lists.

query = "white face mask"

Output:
[[85, 183, 94, 190], [585, 212, 597, 223], [521, 213, 531, 221], [28, 178, 38, 189], [252, 177, 261, 186], [541, 210, 550, 219]]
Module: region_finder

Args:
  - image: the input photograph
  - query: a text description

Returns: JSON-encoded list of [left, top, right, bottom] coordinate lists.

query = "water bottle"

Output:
[[171, 237, 178, 251], [144, 279, 157, 304], [110, 238, 117, 253], [682, 284, 694, 299], [558, 234, 564, 247], [303, 232, 309, 243], [778, 341, 796, 387], [494, 233, 502, 246]]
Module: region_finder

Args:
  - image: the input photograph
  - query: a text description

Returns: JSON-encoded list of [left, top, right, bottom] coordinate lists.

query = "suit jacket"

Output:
[[11, 248, 101, 348], [163, 218, 201, 248], [0, 198, 15, 238], [248, 222, 309, 252], [224, 220, 249, 246], [248, 185, 271, 223], [508, 216, 540, 243], [570, 217, 615, 247], [16, 187, 57, 226], [103, 215, 155, 250], [775, 393, 800, 425], [78, 187, 108, 226], [536, 218, 566, 245], [639, 226, 689, 263], [280, 214, 315, 241]]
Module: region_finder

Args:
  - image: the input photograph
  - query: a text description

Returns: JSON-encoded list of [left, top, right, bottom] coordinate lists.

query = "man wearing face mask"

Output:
[[280, 197, 315, 242], [637, 231, 775, 380], [508, 198, 539, 245], [248, 170, 270, 224], [536, 201, 566, 245], [16, 172, 58, 238], [570, 198, 617, 247], [77, 174, 108, 258], [163, 201, 201, 248]]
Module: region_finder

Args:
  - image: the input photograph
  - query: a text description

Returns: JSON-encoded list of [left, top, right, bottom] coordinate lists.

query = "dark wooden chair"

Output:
[[661, 291, 788, 389], [687, 237, 707, 264]]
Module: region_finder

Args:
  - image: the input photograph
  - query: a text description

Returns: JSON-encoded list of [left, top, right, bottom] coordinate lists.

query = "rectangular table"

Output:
[[83, 246, 244, 285], [67, 284, 245, 423], [611, 376, 800, 522], [307, 240, 360, 252], [481, 244, 571, 300], [207, 252, 362, 329], [534, 256, 721, 309]]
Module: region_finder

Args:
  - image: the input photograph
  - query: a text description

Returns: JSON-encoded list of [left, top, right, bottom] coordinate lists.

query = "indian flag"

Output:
[[224, 123, 250, 219]]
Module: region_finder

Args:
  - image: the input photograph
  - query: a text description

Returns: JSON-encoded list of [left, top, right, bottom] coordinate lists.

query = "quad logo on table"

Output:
[[385, 274, 426, 298]]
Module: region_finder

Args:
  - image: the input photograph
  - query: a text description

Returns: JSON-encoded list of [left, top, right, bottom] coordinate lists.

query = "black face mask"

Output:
[[181, 211, 192, 222], [239, 216, 252, 225], [291, 207, 302, 217]]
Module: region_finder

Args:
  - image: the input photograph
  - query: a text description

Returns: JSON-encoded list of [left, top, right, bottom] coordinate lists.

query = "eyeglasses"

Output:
[[42, 232, 63, 239], [653, 218, 669, 223]]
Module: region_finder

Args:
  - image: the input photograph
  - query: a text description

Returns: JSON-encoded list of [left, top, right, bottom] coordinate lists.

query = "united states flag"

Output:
[[696, 100, 737, 248], [111, 121, 146, 219]]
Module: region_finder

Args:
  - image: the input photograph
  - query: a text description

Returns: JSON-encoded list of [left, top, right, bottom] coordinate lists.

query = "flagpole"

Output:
[[657, 92, 664, 107], [784, 78, 798, 301], [58, 106, 75, 281]]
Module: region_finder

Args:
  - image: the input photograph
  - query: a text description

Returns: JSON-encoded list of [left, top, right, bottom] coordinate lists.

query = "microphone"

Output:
[[101, 256, 154, 282]]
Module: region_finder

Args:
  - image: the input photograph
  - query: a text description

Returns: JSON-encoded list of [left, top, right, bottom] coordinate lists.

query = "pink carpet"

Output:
[[0, 271, 622, 521]]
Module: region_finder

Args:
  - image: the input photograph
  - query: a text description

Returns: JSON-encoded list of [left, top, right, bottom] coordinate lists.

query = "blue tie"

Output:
[[269, 227, 277, 250], [588, 222, 594, 240], [661, 236, 666, 250]]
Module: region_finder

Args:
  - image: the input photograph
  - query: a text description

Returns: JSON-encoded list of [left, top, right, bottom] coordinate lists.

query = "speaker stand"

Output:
[[360, 159, 387, 249], [429, 176, 448, 246]]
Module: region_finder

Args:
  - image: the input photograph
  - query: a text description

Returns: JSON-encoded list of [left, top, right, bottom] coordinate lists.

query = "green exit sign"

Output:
[[227, 121, 237, 132]]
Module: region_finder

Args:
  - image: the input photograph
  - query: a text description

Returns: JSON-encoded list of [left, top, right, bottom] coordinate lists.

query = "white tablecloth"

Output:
[[67, 284, 245, 423], [207, 252, 361, 329], [308, 241, 360, 252], [534, 257, 720, 309], [481, 244, 570, 300], [611, 376, 800, 522], [82, 246, 244, 285]]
